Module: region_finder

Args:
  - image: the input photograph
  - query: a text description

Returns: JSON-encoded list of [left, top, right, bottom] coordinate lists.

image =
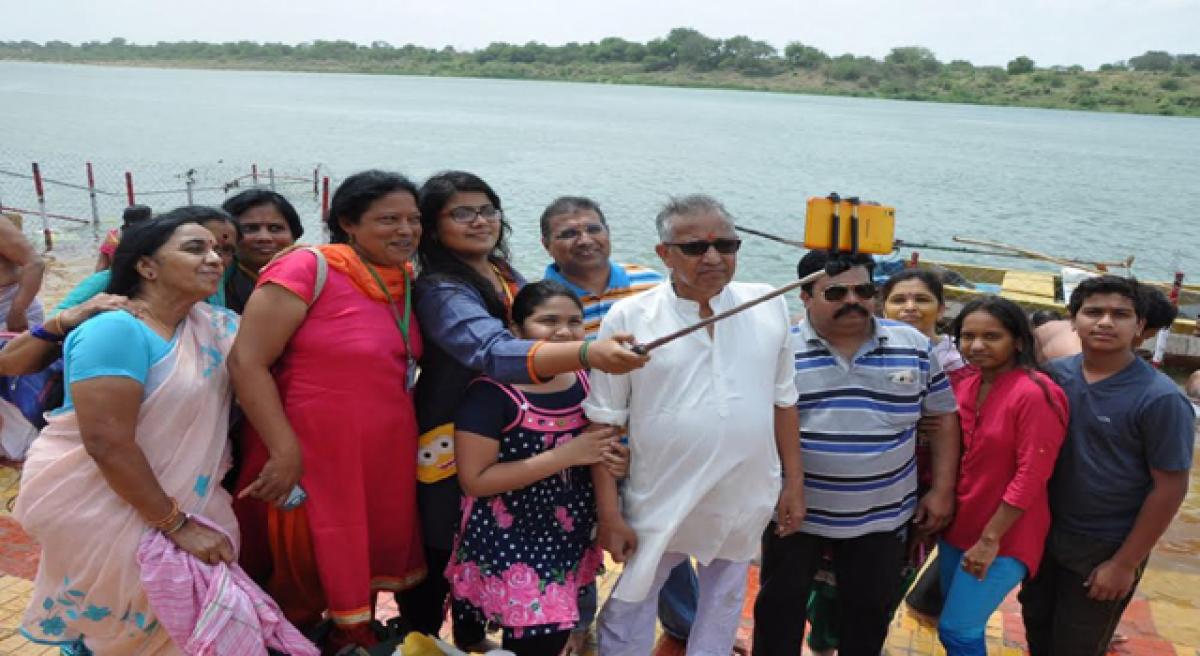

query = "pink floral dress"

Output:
[[446, 373, 602, 638]]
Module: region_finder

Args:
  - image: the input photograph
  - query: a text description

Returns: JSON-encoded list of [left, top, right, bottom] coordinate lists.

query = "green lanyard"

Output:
[[358, 254, 413, 353]]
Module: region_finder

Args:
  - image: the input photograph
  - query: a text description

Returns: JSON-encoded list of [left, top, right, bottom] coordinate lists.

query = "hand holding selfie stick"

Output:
[[633, 193, 890, 355]]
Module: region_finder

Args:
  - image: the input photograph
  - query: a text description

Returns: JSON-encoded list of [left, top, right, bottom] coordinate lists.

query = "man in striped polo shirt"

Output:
[[540, 196, 663, 339], [753, 251, 960, 656]]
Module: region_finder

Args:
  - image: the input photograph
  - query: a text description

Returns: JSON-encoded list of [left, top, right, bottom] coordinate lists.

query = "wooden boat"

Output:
[[914, 259, 1200, 369]]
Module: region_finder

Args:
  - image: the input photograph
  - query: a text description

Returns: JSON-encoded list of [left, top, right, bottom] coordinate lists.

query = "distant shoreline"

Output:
[[3, 54, 1198, 119]]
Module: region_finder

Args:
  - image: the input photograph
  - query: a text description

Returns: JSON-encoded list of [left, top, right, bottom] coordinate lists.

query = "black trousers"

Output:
[[396, 546, 486, 646], [752, 524, 906, 656], [503, 631, 570, 656], [1018, 527, 1145, 656]]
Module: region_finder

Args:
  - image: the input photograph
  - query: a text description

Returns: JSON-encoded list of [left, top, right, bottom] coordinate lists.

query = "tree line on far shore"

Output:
[[3, 29, 1198, 117]]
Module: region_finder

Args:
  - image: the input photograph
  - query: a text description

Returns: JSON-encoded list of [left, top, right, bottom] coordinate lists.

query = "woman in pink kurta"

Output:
[[938, 296, 1068, 655], [229, 171, 426, 653]]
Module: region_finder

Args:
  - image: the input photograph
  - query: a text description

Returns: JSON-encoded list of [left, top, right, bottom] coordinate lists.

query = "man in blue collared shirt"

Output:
[[539, 196, 663, 339]]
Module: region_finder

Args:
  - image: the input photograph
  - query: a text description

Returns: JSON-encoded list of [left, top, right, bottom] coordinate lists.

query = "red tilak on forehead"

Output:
[[706, 232, 716, 240]]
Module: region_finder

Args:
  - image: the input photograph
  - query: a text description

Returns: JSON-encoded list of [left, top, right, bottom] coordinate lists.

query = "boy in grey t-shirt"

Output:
[[1019, 276, 1194, 656]]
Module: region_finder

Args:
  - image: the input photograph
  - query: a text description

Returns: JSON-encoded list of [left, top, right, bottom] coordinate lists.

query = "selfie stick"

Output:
[[631, 270, 826, 355], [632, 193, 865, 355]]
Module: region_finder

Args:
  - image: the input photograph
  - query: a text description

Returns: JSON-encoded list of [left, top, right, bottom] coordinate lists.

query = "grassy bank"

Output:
[[3, 32, 1199, 117]]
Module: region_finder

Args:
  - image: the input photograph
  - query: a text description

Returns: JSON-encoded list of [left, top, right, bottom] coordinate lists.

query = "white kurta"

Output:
[[584, 281, 798, 602]]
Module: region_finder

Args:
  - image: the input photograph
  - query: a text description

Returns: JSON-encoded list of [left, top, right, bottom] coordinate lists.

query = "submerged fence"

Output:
[[0, 156, 337, 250]]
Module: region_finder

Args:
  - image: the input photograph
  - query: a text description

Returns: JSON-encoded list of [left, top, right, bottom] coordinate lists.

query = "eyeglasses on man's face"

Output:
[[552, 224, 608, 241], [664, 238, 742, 257], [821, 283, 878, 302], [444, 205, 503, 224]]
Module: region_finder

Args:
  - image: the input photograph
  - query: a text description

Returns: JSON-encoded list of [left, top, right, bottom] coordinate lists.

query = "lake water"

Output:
[[2, 60, 1199, 289], [2, 61, 1199, 642]]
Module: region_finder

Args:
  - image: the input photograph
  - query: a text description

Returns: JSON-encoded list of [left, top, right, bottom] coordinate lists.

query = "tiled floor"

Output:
[[2, 456, 1198, 655]]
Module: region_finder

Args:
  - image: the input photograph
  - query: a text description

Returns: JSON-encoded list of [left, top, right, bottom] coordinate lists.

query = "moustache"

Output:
[[834, 304, 869, 319]]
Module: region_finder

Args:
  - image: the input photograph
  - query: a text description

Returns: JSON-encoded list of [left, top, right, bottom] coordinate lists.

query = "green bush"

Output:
[[1007, 56, 1035, 75]]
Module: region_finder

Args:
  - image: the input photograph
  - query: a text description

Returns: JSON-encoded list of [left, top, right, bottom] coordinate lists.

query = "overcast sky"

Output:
[[4, 0, 1197, 68]]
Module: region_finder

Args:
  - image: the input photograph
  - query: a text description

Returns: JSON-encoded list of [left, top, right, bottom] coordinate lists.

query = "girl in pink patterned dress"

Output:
[[447, 281, 618, 656]]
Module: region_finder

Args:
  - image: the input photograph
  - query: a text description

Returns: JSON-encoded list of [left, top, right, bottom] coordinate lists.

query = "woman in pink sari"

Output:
[[16, 207, 243, 655]]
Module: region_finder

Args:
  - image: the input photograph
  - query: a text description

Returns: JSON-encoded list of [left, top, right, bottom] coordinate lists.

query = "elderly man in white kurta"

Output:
[[585, 194, 805, 655]]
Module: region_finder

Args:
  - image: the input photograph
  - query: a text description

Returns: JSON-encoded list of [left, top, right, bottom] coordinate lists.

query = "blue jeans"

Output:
[[937, 540, 1027, 656]]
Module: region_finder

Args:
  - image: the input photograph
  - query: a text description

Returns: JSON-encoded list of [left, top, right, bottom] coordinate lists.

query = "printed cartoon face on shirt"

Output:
[[417, 423, 457, 483]]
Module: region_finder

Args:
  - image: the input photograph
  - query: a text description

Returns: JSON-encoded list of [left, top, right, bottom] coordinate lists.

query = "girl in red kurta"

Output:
[[938, 296, 1068, 655]]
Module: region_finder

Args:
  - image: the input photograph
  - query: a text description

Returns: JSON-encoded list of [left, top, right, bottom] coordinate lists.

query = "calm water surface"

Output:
[[2, 61, 1199, 288], [1, 62, 1198, 621]]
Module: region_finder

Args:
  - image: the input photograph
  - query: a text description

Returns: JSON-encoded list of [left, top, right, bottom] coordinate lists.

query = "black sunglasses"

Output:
[[665, 239, 742, 257], [822, 283, 878, 302]]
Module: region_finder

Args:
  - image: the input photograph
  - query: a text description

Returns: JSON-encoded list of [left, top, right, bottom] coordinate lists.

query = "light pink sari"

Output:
[[14, 304, 240, 655]]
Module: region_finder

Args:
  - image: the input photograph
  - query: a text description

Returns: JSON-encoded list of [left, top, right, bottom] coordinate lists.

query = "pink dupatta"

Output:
[[15, 304, 241, 655]]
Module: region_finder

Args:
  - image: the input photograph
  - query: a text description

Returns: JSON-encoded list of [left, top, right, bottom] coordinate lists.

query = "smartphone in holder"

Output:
[[802, 196, 896, 255], [281, 484, 308, 510]]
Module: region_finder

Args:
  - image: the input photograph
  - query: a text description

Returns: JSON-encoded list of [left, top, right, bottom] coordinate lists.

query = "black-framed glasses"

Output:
[[664, 239, 742, 257], [822, 283, 878, 302], [444, 205, 503, 224], [552, 224, 608, 241]]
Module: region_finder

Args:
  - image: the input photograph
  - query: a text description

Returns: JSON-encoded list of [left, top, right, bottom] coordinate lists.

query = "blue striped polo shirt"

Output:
[[793, 316, 957, 539], [542, 261, 664, 338]]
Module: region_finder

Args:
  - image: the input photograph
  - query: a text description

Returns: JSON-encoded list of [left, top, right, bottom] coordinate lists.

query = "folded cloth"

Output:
[[137, 514, 319, 656]]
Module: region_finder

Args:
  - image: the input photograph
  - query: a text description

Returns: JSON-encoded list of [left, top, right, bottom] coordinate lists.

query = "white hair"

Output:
[[654, 194, 734, 242]]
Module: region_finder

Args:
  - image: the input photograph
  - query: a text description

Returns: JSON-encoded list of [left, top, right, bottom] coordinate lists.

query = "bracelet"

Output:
[[162, 513, 189, 536], [50, 314, 68, 337], [148, 498, 181, 531], [29, 324, 63, 344], [526, 340, 548, 385], [578, 340, 591, 370]]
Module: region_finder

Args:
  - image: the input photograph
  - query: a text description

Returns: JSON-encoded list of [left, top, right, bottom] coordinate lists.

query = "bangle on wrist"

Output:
[[50, 314, 69, 337], [162, 513, 189, 536], [578, 340, 591, 370], [148, 498, 182, 531], [526, 340, 548, 384]]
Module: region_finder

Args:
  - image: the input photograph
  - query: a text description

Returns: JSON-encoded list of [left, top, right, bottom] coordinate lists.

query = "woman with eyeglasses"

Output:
[[399, 171, 647, 650]]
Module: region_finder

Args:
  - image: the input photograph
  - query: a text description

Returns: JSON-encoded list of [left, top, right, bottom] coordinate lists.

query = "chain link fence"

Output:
[[0, 154, 339, 254]]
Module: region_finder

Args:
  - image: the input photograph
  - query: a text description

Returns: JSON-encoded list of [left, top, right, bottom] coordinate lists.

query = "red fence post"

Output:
[[86, 162, 100, 227], [320, 176, 331, 240], [125, 172, 135, 206], [31, 163, 52, 250]]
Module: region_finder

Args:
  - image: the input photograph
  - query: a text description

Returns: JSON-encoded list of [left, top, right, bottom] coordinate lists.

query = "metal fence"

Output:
[[0, 155, 336, 251]]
